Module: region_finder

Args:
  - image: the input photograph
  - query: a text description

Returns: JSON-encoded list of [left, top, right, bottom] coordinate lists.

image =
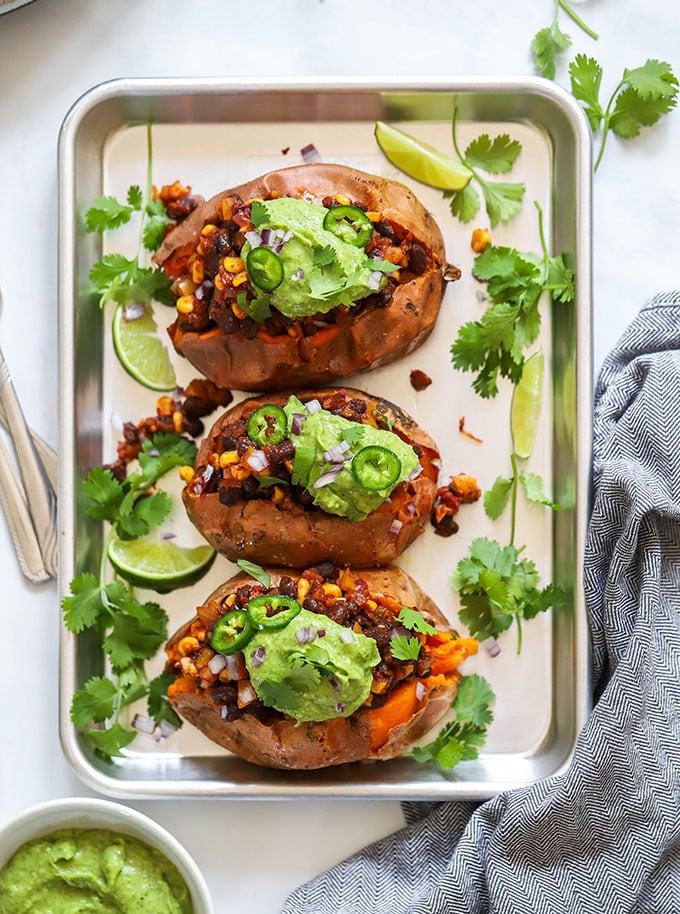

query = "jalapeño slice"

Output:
[[351, 445, 402, 492], [247, 594, 302, 631], [246, 404, 288, 447], [211, 608, 254, 655], [323, 205, 373, 247], [245, 247, 284, 291]]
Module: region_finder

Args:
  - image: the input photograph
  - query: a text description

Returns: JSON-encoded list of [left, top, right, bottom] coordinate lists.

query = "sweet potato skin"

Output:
[[182, 387, 440, 568], [166, 566, 463, 770], [155, 163, 449, 392]]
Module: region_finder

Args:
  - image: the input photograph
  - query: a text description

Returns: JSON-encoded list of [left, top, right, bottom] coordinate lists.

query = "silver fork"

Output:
[[0, 285, 58, 581]]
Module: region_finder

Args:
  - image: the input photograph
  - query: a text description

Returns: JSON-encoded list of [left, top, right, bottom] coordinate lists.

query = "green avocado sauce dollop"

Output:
[[283, 395, 420, 522], [243, 197, 393, 318], [244, 608, 380, 723], [0, 828, 193, 914]]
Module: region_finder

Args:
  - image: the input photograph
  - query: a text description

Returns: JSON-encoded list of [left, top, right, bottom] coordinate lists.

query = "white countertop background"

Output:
[[0, 1, 678, 911]]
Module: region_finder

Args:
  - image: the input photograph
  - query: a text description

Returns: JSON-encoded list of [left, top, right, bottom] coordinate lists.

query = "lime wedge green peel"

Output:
[[108, 535, 216, 594], [112, 302, 177, 392], [511, 351, 545, 460], [374, 120, 472, 191]]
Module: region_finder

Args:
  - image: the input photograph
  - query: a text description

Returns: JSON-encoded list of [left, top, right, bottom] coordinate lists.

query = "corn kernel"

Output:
[[231, 466, 251, 481], [219, 450, 240, 468], [371, 679, 388, 694], [213, 273, 226, 291], [200, 223, 218, 237], [271, 485, 285, 505], [471, 227, 492, 254], [335, 193, 351, 205], [231, 300, 247, 320], [172, 411, 184, 433], [222, 255, 244, 273], [366, 211, 382, 222], [179, 465, 195, 484], [224, 593, 237, 607], [232, 271, 249, 288], [338, 569, 355, 591], [156, 395, 174, 417], [178, 636, 200, 657], [366, 599, 377, 611], [191, 259, 205, 284], [220, 199, 233, 220], [297, 577, 311, 603], [176, 295, 195, 314], [323, 583, 342, 598], [176, 277, 197, 296]]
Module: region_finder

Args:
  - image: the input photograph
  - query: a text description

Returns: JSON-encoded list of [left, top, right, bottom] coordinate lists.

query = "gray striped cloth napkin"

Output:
[[281, 292, 680, 914]]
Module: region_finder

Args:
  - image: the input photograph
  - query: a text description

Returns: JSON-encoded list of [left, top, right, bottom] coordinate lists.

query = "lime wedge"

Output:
[[511, 351, 544, 460], [374, 120, 472, 191], [108, 535, 216, 594], [112, 302, 177, 391]]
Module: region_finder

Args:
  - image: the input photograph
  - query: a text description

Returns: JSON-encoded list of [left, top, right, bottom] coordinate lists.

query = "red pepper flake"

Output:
[[409, 369, 432, 391], [458, 416, 483, 444]]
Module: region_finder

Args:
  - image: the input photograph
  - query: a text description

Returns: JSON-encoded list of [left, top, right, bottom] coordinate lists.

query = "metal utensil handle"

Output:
[[0, 350, 58, 574], [0, 402, 58, 492], [0, 433, 50, 583]]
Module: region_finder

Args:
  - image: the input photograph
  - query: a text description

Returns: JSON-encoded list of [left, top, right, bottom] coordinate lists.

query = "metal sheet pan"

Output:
[[58, 77, 592, 799]]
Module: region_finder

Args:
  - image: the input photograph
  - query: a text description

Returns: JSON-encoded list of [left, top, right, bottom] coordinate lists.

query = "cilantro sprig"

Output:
[[452, 538, 565, 653], [443, 109, 525, 227], [569, 55, 678, 170], [86, 122, 173, 308], [450, 203, 574, 398], [62, 431, 196, 758], [409, 674, 495, 771], [531, 0, 598, 80], [485, 455, 562, 546]]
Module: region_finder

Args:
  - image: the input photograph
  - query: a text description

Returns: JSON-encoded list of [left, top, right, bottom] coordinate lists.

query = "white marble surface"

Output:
[[0, 1, 678, 911]]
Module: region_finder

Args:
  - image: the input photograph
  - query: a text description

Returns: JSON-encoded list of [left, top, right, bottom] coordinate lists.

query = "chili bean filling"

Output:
[[165, 193, 433, 340], [168, 563, 440, 723]]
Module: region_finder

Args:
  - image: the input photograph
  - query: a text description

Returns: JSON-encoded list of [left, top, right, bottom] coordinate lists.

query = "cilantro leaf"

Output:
[[147, 670, 183, 729], [137, 433, 197, 484], [464, 134, 522, 175], [623, 59, 679, 100], [71, 677, 118, 727], [237, 291, 272, 324], [85, 196, 136, 233], [83, 467, 124, 523], [313, 245, 336, 266], [258, 679, 300, 715], [390, 635, 422, 662], [127, 185, 143, 209], [87, 723, 137, 758], [409, 674, 495, 771], [396, 606, 438, 636], [569, 54, 605, 131], [452, 537, 565, 650], [365, 258, 400, 273], [444, 183, 480, 224], [483, 476, 513, 520], [249, 201, 268, 227], [236, 560, 271, 588], [143, 198, 171, 252], [62, 573, 107, 632], [478, 180, 526, 227], [531, 22, 571, 81], [103, 597, 168, 669], [341, 425, 365, 446], [519, 472, 562, 510]]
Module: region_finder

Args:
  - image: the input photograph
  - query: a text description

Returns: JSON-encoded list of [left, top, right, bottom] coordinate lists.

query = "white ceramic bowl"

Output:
[[0, 797, 214, 914]]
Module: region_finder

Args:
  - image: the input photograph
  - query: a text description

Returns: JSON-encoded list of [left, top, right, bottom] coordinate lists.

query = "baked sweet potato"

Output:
[[166, 564, 478, 770], [182, 387, 440, 568], [155, 163, 456, 391]]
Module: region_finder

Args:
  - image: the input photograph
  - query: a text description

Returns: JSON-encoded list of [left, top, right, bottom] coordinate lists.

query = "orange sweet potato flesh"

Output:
[[155, 163, 450, 392], [182, 387, 440, 568], [166, 565, 475, 770]]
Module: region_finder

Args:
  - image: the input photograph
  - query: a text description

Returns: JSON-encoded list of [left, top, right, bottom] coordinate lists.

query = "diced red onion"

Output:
[[431, 457, 442, 469], [238, 681, 258, 706], [260, 228, 274, 246], [300, 143, 322, 163], [305, 399, 322, 414], [330, 676, 340, 692], [244, 230, 263, 248], [389, 518, 403, 536], [132, 714, 156, 735], [158, 720, 177, 739], [251, 646, 266, 667], [323, 440, 351, 463], [160, 532, 177, 541], [291, 268, 305, 282], [220, 705, 229, 720], [317, 629, 326, 638], [405, 464, 423, 482], [313, 465, 344, 488], [148, 447, 160, 458], [339, 629, 355, 644], [405, 501, 417, 516], [295, 626, 316, 644], [291, 412, 306, 435], [415, 681, 427, 702], [124, 301, 146, 322], [208, 653, 228, 675], [482, 637, 501, 658], [246, 449, 269, 472], [223, 653, 240, 680], [368, 271, 383, 291], [335, 701, 346, 714]]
